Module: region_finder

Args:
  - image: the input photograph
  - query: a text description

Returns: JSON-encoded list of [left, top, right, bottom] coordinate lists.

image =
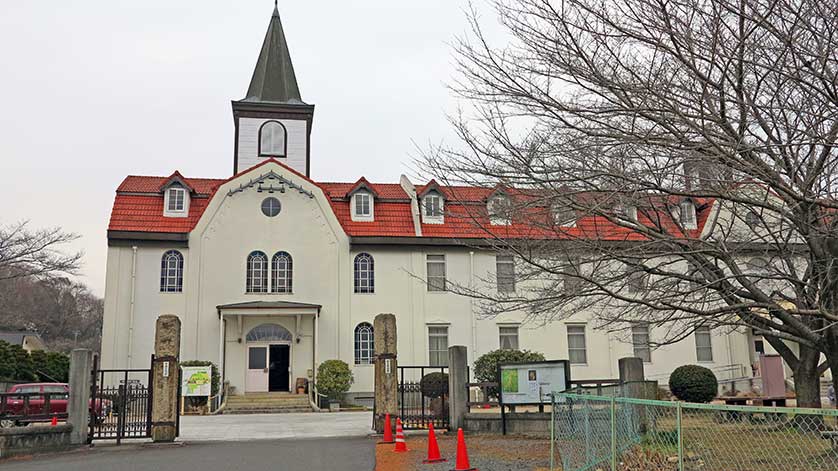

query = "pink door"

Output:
[[246, 346, 269, 392]]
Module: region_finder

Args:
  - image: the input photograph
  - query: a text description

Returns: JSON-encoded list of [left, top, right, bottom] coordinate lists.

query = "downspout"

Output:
[[469, 251, 476, 367], [127, 246, 138, 368]]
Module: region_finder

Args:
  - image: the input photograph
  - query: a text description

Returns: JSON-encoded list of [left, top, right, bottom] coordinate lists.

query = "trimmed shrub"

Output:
[[668, 365, 718, 403], [420, 372, 449, 399], [473, 349, 545, 398], [316, 360, 354, 401]]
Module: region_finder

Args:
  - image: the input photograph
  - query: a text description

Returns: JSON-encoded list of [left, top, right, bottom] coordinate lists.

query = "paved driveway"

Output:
[[2, 437, 375, 471], [179, 411, 373, 442]]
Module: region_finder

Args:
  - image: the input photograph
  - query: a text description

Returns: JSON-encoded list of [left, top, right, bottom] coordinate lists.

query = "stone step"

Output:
[[226, 397, 310, 405], [223, 406, 313, 415]]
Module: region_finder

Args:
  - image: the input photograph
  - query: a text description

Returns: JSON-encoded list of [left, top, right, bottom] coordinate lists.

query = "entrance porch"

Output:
[[217, 301, 320, 399]]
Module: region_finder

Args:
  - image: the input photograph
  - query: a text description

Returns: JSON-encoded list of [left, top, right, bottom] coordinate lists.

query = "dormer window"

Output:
[[680, 200, 697, 229], [259, 121, 287, 157], [614, 204, 638, 222], [163, 186, 189, 218], [423, 193, 444, 224], [352, 192, 374, 221], [488, 195, 512, 226], [553, 204, 576, 228]]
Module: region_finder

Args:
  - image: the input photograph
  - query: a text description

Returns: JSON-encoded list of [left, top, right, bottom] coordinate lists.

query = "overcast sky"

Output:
[[0, 1, 497, 295]]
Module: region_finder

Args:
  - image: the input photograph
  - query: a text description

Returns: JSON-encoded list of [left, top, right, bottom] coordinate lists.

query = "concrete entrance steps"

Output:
[[223, 393, 314, 414]]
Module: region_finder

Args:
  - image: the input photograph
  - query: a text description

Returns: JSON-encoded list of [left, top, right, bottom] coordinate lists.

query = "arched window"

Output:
[[354, 322, 375, 364], [246, 324, 293, 343], [246, 251, 269, 293], [354, 253, 375, 293], [160, 250, 184, 292], [259, 121, 287, 157], [272, 251, 293, 293]]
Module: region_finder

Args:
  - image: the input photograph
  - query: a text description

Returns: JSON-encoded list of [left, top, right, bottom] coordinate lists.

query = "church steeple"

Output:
[[231, 3, 315, 177], [243, 3, 303, 103]]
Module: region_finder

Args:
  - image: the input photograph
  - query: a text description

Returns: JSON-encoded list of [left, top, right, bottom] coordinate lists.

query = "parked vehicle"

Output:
[[0, 383, 112, 427]]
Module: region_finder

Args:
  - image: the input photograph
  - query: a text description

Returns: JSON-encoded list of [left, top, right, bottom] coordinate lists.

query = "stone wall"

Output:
[[0, 425, 74, 459], [463, 413, 551, 436]]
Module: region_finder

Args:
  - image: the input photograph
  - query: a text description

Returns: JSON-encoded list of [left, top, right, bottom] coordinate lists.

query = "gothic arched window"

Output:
[[259, 121, 287, 157], [354, 253, 374, 293], [354, 322, 375, 364], [272, 251, 293, 293], [246, 251, 269, 293], [160, 250, 184, 292]]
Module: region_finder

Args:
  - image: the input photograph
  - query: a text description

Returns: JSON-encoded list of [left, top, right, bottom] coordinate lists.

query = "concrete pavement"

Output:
[[1, 437, 375, 471], [179, 411, 373, 442]]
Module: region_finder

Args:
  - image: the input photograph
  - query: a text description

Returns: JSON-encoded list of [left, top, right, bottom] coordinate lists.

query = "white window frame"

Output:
[[351, 192, 374, 222], [426, 254, 447, 292], [354, 323, 375, 365], [567, 324, 587, 365], [271, 251, 293, 294], [354, 253, 375, 294], [632, 324, 651, 363], [498, 325, 519, 350], [695, 326, 713, 362], [246, 251, 269, 294], [164, 187, 189, 218], [488, 195, 512, 226], [626, 264, 648, 293], [259, 120, 287, 157], [428, 325, 449, 366], [496, 255, 516, 293], [680, 200, 697, 229], [422, 193, 444, 224], [160, 250, 184, 293]]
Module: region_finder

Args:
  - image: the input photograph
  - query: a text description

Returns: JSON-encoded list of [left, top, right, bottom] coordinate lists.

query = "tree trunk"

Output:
[[792, 345, 823, 409]]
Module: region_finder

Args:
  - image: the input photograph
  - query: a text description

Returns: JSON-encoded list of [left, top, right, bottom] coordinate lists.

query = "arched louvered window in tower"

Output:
[[354, 322, 375, 364], [160, 250, 184, 292], [272, 251, 293, 293], [246, 251, 269, 293], [354, 253, 375, 293]]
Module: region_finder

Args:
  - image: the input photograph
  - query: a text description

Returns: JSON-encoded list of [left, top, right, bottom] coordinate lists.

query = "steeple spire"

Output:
[[243, 3, 303, 103]]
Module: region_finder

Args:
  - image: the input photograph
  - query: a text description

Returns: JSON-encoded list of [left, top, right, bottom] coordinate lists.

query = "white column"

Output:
[[218, 314, 225, 384]]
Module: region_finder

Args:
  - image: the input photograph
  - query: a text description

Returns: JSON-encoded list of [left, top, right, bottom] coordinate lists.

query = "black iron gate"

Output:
[[397, 365, 449, 430], [89, 355, 154, 444]]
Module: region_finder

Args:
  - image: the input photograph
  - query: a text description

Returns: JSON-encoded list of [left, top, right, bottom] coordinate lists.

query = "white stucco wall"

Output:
[[236, 118, 308, 175]]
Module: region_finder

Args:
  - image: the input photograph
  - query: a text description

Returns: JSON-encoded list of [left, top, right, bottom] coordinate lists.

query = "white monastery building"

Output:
[[101, 6, 761, 403]]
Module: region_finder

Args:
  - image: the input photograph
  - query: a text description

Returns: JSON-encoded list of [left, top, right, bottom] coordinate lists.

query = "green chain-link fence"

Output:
[[550, 392, 838, 471]]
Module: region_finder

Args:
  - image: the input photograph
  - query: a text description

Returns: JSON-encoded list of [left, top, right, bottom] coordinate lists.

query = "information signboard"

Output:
[[181, 365, 212, 397], [498, 360, 570, 405]]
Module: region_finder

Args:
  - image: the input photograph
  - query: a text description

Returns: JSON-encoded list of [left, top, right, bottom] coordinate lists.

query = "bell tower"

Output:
[[232, 3, 315, 176]]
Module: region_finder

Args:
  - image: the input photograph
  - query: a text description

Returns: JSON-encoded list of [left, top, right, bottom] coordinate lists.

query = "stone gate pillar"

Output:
[[448, 345, 468, 430], [373, 313, 397, 433], [67, 349, 93, 445], [151, 315, 181, 442]]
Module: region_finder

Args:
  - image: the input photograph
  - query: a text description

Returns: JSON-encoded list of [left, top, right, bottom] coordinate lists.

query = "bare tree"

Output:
[[0, 221, 81, 281], [423, 0, 838, 407]]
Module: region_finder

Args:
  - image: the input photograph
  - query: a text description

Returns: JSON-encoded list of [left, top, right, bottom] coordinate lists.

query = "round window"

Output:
[[261, 197, 281, 217]]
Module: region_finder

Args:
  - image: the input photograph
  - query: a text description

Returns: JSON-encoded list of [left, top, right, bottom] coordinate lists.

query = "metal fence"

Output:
[[550, 392, 838, 471]]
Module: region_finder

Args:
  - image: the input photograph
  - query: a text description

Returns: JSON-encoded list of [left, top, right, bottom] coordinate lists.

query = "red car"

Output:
[[1, 383, 111, 427]]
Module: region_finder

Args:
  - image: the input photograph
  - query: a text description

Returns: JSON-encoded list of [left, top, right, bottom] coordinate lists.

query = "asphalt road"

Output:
[[2, 437, 375, 471]]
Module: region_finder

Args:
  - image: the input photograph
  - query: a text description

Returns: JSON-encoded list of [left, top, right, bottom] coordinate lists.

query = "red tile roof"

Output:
[[108, 160, 714, 242]]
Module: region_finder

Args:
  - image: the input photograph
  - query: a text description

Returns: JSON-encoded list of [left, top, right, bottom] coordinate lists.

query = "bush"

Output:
[[0, 341, 36, 381], [316, 360, 353, 401], [31, 350, 70, 382], [473, 349, 546, 398], [420, 372, 449, 399], [668, 365, 718, 403]]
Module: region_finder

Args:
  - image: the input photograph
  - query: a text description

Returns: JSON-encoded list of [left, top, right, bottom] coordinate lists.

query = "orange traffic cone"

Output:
[[50, 415, 58, 426], [423, 422, 446, 464], [379, 413, 394, 444], [394, 418, 408, 452], [451, 428, 477, 471]]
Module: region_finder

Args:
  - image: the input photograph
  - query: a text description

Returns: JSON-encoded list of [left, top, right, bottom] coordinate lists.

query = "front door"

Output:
[[269, 344, 290, 392], [246, 346, 269, 392]]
